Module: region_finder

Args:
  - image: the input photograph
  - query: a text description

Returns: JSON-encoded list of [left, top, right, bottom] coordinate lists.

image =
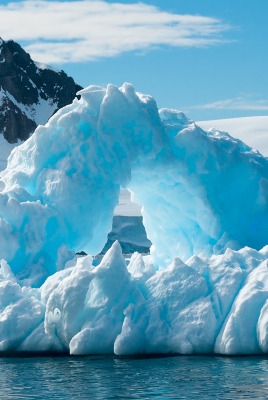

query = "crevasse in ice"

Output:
[[0, 83, 267, 355]]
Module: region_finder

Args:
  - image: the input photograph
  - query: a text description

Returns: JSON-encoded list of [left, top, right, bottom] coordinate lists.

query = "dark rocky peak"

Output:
[[0, 38, 82, 143]]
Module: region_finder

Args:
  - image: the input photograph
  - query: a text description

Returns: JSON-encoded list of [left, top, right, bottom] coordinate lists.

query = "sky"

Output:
[[0, 0, 268, 121]]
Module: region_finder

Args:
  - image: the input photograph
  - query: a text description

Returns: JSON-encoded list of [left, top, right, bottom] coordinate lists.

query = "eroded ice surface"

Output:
[[0, 83, 267, 355], [1, 83, 267, 277], [0, 242, 268, 355]]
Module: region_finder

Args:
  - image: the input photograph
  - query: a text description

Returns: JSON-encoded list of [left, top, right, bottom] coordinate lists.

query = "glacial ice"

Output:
[[0, 83, 267, 355]]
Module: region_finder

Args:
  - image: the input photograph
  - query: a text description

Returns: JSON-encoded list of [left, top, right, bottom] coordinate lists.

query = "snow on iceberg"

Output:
[[0, 83, 267, 355]]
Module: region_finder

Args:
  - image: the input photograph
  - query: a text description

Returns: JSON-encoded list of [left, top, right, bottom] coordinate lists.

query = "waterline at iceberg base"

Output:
[[0, 83, 267, 355]]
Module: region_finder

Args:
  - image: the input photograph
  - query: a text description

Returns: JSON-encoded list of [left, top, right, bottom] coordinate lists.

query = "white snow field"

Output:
[[198, 116, 268, 158], [0, 83, 267, 355]]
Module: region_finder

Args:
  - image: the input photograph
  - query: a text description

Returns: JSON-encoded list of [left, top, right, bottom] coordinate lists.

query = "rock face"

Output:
[[0, 38, 82, 143], [101, 216, 151, 255]]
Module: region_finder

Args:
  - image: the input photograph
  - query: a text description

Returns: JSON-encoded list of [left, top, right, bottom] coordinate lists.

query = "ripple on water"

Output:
[[0, 355, 268, 399]]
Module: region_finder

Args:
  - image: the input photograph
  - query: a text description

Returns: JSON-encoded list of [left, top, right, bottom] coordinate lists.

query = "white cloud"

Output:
[[189, 96, 268, 111], [0, 0, 231, 64]]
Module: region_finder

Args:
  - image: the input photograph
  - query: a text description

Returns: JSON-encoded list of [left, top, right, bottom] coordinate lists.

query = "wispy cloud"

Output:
[[189, 96, 268, 111], [0, 0, 232, 64]]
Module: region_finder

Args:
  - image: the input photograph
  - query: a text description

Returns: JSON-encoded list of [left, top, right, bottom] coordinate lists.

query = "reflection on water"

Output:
[[0, 355, 268, 399]]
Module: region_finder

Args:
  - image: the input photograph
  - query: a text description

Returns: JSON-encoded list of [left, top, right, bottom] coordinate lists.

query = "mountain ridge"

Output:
[[0, 38, 82, 143]]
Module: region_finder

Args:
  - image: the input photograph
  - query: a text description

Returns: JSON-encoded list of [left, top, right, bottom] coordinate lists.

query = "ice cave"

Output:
[[0, 83, 267, 355]]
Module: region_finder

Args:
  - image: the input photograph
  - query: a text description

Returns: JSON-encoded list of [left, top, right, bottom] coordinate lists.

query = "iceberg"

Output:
[[0, 83, 267, 355]]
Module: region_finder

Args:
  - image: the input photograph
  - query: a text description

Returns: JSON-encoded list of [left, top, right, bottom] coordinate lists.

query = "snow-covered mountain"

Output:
[[0, 38, 82, 143]]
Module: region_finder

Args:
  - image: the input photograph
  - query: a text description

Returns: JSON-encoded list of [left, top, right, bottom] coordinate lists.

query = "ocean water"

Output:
[[0, 355, 268, 399]]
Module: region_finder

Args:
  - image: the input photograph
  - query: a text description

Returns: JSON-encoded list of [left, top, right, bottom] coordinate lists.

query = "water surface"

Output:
[[0, 355, 268, 399]]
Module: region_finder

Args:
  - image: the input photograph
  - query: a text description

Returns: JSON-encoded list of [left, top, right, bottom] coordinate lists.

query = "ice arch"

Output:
[[0, 83, 267, 283]]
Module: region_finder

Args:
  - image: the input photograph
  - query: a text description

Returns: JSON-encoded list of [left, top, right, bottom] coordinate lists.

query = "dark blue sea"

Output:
[[0, 355, 268, 399]]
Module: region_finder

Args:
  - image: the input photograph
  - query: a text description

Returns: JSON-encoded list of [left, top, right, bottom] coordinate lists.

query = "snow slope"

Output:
[[0, 84, 267, 355], [198, 116, 268, 158], [114, 189, 141, 217]]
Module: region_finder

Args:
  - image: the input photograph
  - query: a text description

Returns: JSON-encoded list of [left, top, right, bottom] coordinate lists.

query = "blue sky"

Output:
[[0, 0, 268, 121]]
